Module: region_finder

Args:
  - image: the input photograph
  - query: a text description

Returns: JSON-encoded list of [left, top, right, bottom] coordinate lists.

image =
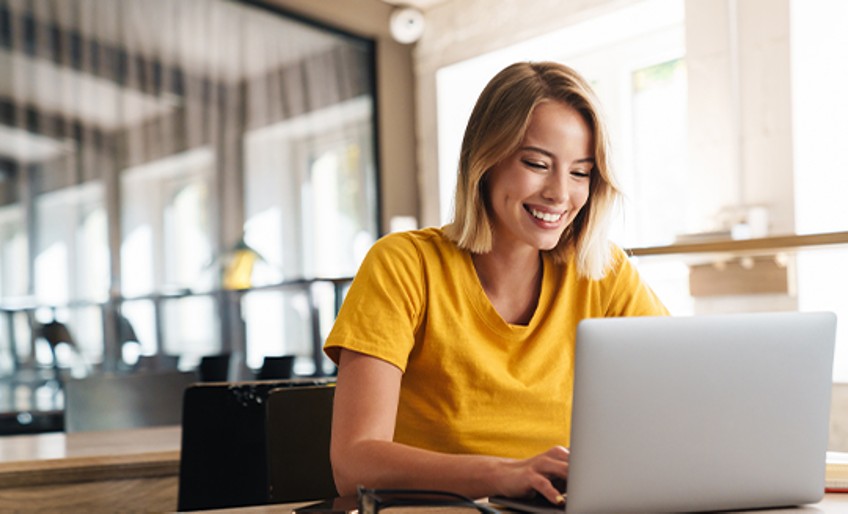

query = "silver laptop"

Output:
[[492, 311, 836, 513]]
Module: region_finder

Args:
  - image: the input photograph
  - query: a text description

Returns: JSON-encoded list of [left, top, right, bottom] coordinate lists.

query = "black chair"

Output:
[[256, 355, 295, 380], [198, 353, 232, 382], [177, 379, 336, 511], [135, 354, 180, 372], [63, 370, 198, 432]]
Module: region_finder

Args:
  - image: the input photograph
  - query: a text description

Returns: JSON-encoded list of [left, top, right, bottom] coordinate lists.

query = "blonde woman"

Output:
[[324, 62, 668, 504]]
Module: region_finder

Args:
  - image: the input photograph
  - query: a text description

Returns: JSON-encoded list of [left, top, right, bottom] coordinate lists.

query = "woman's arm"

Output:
[[330, 349, 569, 504]]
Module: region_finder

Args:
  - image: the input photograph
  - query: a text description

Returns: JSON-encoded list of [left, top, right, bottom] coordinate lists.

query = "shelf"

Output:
[[626, 231, 848, 257]]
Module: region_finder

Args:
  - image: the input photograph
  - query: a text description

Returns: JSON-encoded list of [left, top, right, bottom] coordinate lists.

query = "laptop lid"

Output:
[[565, 311, 836, 514]]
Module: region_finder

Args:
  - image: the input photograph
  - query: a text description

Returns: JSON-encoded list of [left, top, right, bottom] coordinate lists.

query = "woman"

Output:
[[324, 61, 668, 504]]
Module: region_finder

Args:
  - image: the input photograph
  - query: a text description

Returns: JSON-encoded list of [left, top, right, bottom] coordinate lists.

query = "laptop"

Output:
[[491, 311, 836, 513]]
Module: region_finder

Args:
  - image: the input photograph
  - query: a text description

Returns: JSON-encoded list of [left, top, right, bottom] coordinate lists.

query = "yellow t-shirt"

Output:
[[324, 227, 668, 459]]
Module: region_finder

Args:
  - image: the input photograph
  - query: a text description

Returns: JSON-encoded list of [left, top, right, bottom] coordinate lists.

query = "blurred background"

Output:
[[0, 0, 846, 443]]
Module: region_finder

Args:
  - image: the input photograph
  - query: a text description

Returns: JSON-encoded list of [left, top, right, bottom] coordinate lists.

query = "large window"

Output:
[[0, 0, 379, 382]]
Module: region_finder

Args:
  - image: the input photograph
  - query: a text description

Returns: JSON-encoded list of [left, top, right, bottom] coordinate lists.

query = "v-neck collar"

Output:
[[461, 249, 554, 338]]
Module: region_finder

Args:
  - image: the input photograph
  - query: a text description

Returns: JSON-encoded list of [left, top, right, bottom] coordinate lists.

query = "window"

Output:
[[243, 96, 377, 370], [0, 0, 379, 378], [791, 0, 848, 381], [629, 58, 688, 246], [121, 148, 216, 297]]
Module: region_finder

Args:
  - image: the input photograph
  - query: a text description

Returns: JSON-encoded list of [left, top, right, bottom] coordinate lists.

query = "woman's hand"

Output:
[[492, 446, 570, 505]]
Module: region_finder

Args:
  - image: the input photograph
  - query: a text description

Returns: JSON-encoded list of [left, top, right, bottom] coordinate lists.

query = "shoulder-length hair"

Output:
[[443, 61, 621, 280]]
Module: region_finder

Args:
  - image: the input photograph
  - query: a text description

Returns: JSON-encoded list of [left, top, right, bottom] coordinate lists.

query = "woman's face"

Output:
[[485, 100, 594, 254]]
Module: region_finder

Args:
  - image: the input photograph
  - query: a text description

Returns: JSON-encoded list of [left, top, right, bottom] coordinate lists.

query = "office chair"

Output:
[[198, 353, 232, 382], [63, 370, 198, 432], [256, 355, 295, 380], [135, 354, 180, 372]]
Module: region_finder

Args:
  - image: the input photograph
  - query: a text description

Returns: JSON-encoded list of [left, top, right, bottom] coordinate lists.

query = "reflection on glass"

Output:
[[0, 206, 27, 299], [160, 296, 219, 362], [69, 306, 103, 369], [121, 300, 158, 357], [242, 290, 309, 371], [78, 209, 109, 300], [244, 97, 377, 281], [165, 181, 213, 290], [1, 0, 378, 378], [121, 148, 215, 296], [307, 141, 376, 277], [34, 182, 107, 304]]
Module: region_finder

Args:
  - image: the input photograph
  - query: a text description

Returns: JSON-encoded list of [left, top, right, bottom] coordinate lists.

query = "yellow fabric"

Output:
[[324, 227, 668, 459]]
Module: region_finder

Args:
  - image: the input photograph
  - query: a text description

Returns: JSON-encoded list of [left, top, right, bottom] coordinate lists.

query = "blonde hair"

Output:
[[443, 61, 621, 280]]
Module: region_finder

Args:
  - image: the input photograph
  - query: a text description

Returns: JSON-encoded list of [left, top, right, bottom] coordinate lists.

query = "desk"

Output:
[[0, 425, 181, 512], [192, 495, 848, 514]]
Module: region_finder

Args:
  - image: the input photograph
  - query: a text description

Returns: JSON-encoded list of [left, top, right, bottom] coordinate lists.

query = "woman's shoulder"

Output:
[[606, 242, 629, 266], [371, 226, 460, 258]]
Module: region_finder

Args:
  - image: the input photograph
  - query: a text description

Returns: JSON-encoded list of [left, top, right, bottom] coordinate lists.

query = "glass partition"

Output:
[[0, 0, 378, 428]]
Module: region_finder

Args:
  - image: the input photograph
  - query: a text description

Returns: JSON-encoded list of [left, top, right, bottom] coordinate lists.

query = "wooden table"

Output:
[[193, 495, 848, 513], [0, 425, 181, 512]]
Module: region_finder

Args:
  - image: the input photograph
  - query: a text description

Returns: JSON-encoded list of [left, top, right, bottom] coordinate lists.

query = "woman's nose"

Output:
[[541, 171, 569, 203]]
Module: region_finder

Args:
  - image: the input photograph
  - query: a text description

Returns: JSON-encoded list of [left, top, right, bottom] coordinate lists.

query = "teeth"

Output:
[[529, 208, 563, 223]]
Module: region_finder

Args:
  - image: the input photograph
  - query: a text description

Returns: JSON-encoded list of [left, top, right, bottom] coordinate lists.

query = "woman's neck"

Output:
[[472, 246, 543, 325]]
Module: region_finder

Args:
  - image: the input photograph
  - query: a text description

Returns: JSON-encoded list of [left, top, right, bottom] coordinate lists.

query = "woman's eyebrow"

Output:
[[520, 145, 554, 157], [520, 146, 595, 164]]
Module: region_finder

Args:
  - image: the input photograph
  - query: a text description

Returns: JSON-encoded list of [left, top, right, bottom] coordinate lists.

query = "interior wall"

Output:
[[263, 0, 419, 234]]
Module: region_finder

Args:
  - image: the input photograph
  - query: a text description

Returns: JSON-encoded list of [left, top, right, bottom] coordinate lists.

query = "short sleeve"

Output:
[[602, 245, 670, 317], [323, 232, 426, 372]]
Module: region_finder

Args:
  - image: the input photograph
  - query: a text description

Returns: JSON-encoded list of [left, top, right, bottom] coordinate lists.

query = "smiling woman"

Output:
[[323, 61, 668, 505], [445, 62, 620, 281]]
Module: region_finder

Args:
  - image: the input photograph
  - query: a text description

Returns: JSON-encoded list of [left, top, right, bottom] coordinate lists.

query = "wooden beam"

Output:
[[627, 232, 848, 257]]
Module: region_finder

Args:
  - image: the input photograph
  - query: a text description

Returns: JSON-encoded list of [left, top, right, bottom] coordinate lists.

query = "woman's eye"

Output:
[[570, 169, 591, 178], [522, 159, 548, 170]]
